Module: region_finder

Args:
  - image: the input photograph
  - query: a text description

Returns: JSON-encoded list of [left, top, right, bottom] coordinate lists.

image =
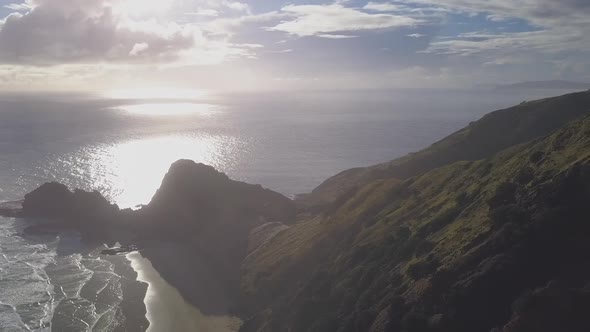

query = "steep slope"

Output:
[[300, 90, 590, 209], [137, 160, 297, 313], [240, 114, 590, 332]]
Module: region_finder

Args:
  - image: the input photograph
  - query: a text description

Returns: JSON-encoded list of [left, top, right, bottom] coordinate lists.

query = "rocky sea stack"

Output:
[[3, 160, 298, 315]]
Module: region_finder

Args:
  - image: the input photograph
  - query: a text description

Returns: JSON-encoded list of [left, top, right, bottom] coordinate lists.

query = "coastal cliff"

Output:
[[298, 90, 590, 210], [3, 90, 590, 332], [240, 91, 590, 332], [241, 115, 590, 331]]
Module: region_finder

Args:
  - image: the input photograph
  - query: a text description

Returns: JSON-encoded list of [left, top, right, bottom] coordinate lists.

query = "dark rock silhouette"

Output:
[[142, 160, 296, 236], [137, 160, 297, 314], [20, 182, 120, 239], [500, 282, 590, 332], [2, 160, 296, 316], [22, 182, 74, 217]]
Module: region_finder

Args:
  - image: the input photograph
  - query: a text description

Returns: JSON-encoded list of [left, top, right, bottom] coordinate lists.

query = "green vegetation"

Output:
[[299, 90, 590, 209], [240, 91, 590, 332]]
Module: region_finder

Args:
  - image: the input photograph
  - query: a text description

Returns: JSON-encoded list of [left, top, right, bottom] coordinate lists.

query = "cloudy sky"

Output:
[[0, 0, 588, 93]]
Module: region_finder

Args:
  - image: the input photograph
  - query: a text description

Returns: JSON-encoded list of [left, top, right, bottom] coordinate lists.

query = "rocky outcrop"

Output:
[[9, 161, 295, 245], [22, 182, 119, 220], [137, 160, 296, 272], [143, 160, 296, 235], [137, 160, 297, 311], [17, 182, 121, 239], [3, 160, 297, 316]]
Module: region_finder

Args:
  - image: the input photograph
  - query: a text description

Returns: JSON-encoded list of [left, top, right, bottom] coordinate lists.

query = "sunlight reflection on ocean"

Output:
[[13, 102, 245, 208], [118, 103, 222, 117], [55, 133, 243, 208], [2, 89, 559, 209]]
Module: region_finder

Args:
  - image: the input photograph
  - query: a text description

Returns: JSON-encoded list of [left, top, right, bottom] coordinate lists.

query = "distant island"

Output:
[[494, 80, 590, 91], [2, 90, 590, 332]]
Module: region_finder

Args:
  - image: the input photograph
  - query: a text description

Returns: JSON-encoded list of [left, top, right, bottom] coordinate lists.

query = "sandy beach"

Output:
[[127, 251, 242, 332]]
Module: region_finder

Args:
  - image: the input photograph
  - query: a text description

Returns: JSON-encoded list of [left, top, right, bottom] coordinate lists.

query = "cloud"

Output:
[[266, 49, 293, 53], [223, 1, 249, 13], [407, 33, 426, 38], [363, 2, 406, 12], [0, 0, 204, 65], [3, 2, 32, 11], [316, 34, 358, 39], [486, 14, 507, 22], [203, 10, 287, 37], [129, 42, 149, 56], [402, 0, 590, 65], [401, 0, 590, 27], [266, 4, 419, 37], [187, 0, 249, 15], [422, 29, 586, 56], [184, 9, 219, 17]]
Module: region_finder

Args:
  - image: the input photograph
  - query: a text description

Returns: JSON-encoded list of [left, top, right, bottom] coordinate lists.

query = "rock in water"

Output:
[[145, 160, 296, 229], [21, 182, 120, 239], [22, 182, 73, 217], [137, 160, 297, 310]]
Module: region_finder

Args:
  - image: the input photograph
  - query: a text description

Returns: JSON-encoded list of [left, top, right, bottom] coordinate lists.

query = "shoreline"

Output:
[[127, 251, 242, 332], [104, 253, 149, 332]]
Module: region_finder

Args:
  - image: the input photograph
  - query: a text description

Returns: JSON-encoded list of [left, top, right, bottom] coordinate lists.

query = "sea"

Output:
[[0, 88, 573, 331]]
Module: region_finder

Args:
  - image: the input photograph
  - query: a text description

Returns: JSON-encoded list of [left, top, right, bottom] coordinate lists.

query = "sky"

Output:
[[0, 0, 589, 93]]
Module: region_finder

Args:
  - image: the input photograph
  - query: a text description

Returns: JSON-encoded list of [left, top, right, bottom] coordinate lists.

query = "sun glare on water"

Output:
[[119, 103, 221, 116], [82, 134, 244, 208]]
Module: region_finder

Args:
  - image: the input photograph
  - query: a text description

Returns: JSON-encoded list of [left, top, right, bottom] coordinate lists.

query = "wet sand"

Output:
[[127, 252, 242, 332], [106, 254, 149, 332]]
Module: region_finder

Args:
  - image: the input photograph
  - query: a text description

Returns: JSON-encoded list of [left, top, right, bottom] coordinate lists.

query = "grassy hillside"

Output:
[[240, 113, 590, 332], [299, 90, 590, 209]]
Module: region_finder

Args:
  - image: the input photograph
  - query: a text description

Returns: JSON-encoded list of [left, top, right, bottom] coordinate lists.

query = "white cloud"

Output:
[[190, 0, 250, 14], [402, 0, 590, 66], [422, 29, 587, 56], [407, 33, 426, 38], [184, 9, 220, 17], [0, 0, 260, 66], [317, 34, 358, 39], [364, 2, 405, 12], [223, 1, 249, 12], [129, 42, 149, 56], [3, 2, 32, 11], [203, 11, 288, 37], [400, 0, 590, 28], [0, 0, 195, 64], [267, 4, 419, 37], [486, 14, 507, 22], [266, 49, 293, 53]]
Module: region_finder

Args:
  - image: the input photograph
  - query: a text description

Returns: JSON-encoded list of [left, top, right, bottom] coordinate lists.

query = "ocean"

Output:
[[0, 88, 570, 331]]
